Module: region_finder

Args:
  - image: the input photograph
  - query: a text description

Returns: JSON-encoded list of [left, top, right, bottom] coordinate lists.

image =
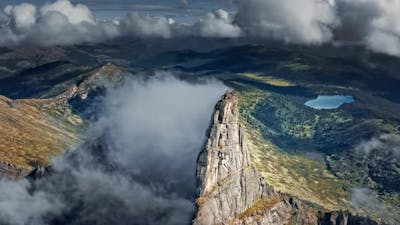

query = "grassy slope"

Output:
[[0, 95, 83, 172], [238, 89, 400, 223], [0, 63, 125, 174], [241, 73, 295, 87], [239, 91, 351, 211]]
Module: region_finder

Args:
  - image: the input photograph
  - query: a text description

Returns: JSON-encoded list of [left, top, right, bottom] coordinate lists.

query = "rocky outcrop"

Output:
[[194, 91, 314, 225], [194, 91, 380, 225], [76, 62, 125, 100], [31, 62, 125, 107], [0, 161, 24, 177], [26, 165, 51, 180]]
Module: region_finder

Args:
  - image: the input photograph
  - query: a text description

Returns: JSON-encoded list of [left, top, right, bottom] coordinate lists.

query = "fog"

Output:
[[350, 187, 396, 224], [0, 73, 227, 225], [355, 133, 400, 160]]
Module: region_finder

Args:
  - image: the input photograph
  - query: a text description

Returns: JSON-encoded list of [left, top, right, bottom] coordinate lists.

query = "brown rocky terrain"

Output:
[[0, 93, 81, 177], [0, 63, 125, 177]]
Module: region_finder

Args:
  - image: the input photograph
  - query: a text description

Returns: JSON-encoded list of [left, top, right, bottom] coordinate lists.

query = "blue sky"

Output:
[[0, 0, 236, 22]]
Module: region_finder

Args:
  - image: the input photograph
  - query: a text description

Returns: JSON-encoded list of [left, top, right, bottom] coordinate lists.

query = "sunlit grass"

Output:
[[238, 90, 352, 211], [0, 95, 82, 172], [241, 73, 295, 87], [280, 62, 311, 72]]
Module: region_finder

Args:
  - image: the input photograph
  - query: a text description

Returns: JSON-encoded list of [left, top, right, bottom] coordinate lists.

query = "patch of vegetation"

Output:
[[239, 90, 270, 122], [243, 123, 351, 211], [238, 194, 283, 220], [0, 96, 82, 172], [239, 91, 353, 211], [280, 62, 312, 72], [238, 88, 400, 222], [241, 73, 295, 87]]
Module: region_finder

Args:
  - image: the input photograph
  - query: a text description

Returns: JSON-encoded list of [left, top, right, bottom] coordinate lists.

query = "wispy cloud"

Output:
[[350, 187, 398, 224], [355, 133, 400, 160]]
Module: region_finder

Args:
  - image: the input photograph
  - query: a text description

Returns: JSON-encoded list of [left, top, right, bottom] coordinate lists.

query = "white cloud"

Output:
[[0, 1, 118, 46], [0, 0, 183, 45], [235, 0, 338, 44], [351, 187, 383, 214], [366, 0, 400, 56], [355, 133, 400, 159], [40, 0, 95, 24], [350, 187, 397, 223], [197, 9, 241, 38], [336, 0, 400, 56], [1, 0, 400, 57], [4, 3, 36, 30], [121, 13, 174, 38], [234, 0, 400, 54], [366, 31, 400, 56], [370, 0, 400, 35], [0, 179, 64, 225]]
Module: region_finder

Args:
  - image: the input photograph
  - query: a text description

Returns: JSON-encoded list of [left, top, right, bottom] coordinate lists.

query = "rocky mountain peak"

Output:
[[194, 91, 380, 225]]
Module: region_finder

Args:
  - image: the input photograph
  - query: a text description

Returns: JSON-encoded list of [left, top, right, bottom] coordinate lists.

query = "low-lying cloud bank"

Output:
[[0, 0, 238, 46], [1, 0, 400, 57], [350, 187, 398, 224], [0, 74, 227, 225], [351, 187, 383, 214], [355, 133, 400, 160], [235, 0, 400, 57]]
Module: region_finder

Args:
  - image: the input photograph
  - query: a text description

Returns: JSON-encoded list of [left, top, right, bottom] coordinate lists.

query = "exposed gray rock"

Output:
[[194, 91, 306, 225]]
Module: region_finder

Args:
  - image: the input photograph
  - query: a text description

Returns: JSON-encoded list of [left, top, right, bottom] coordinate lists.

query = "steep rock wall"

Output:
[[194, 91, 315, 225], [194, 91, 379, 225]]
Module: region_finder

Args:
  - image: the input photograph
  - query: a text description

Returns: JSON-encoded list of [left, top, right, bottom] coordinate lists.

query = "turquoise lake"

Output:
[[305, 95, 354, 109]]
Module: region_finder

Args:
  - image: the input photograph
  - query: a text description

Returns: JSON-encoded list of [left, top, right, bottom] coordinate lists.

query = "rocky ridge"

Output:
[[194, 91, 379, 225], [0, 63, 125, 177]]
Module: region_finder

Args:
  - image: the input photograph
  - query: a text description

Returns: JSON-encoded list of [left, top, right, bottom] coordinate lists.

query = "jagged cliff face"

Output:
[[195, 91, 313, 225], [194, 91, 379, 225]]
